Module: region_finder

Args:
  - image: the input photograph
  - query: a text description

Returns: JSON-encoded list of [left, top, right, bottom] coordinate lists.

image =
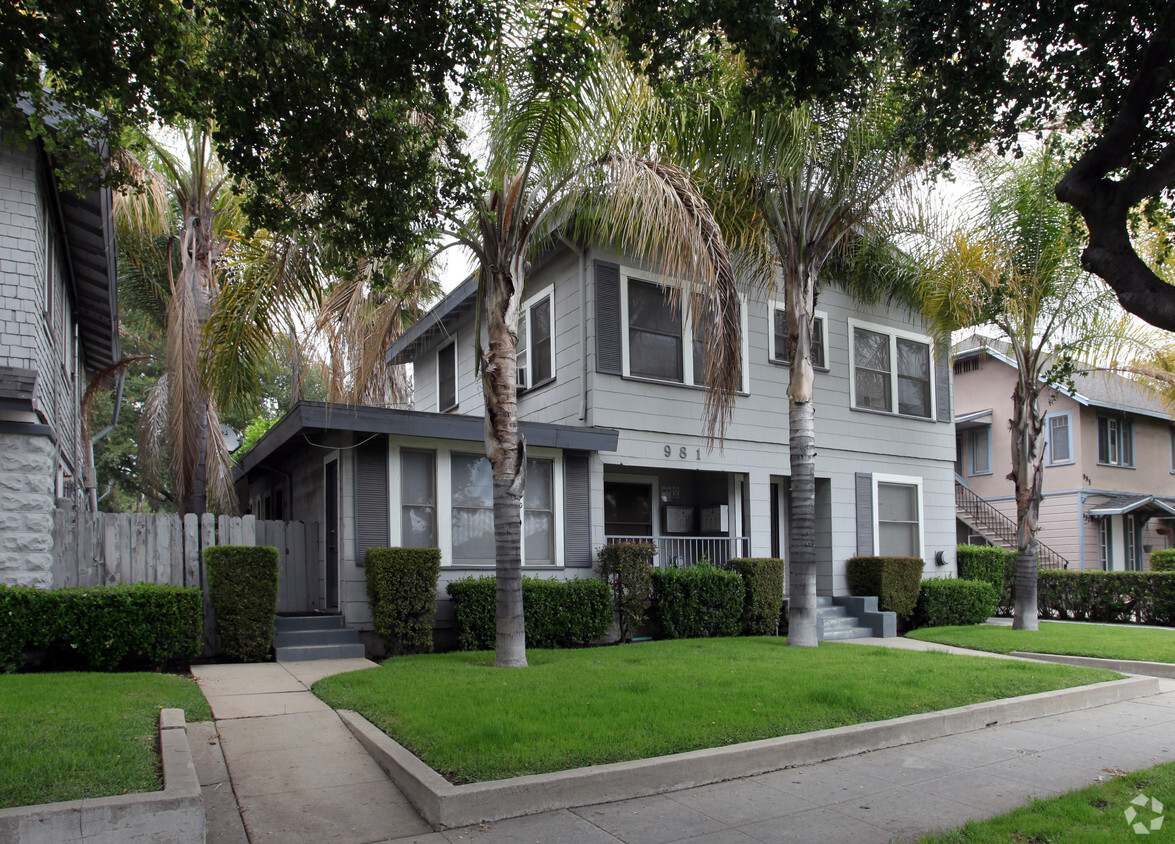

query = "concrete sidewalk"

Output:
[[190, 647, 1175, 844], [190, 659, 431, 844]]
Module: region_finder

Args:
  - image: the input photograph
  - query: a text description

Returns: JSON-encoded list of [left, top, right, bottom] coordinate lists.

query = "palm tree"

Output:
[[442, 7, 743, 667], [919, 141, 1155, 630]]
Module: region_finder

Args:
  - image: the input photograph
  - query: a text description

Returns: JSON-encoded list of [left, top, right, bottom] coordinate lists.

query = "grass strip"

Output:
[[918, 761, 1175, 842], [0, 672, 211, 809], [313, 637, 1116, 784], [907, 622, 1175, 663]]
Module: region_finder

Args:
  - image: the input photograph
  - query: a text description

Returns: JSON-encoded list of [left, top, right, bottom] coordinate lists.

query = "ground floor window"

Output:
[[872, 474, 923, 558], [604, 482, 654, 536], [1098, 518, 1112, 571]]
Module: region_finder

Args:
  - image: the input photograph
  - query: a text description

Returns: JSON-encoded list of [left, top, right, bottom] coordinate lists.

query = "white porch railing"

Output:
[[606, 535, 750, 568]]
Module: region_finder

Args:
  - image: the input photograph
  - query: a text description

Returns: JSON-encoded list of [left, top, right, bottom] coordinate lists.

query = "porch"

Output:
[[605, 534, 750, 568]]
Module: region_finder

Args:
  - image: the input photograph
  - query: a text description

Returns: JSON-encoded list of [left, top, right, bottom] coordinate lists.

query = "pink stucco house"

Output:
[[954, 336, 1175, 571]]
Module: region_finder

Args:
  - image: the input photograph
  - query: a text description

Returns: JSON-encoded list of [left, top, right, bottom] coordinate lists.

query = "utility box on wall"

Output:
[[700, 505, 729, 533], [664, 505, 693, 534]]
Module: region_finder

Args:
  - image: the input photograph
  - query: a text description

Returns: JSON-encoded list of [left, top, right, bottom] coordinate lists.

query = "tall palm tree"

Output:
[[443, 6, 743, 667], [919, 142, 1154, 630]]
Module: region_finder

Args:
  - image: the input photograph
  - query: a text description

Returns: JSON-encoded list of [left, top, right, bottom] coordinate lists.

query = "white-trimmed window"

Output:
[[1098, 518, 1112, 570], [1046, 411, 1074, 465], [872, 473, 924, 558], [969, 428, 991, 475], [400, 449, 437, 547], [518, 286, 554, 392], [1097, 415, 1133, 467], [849, 320, 934, 419], [524, 458, 555, 565], [769, 303, 827, 369], [437, 339, 458, 412], [451, 452, 495, 564], [620, 272, 748, 392]]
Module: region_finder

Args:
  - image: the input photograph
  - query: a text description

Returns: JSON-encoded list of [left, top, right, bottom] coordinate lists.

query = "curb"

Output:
[[0, 709, 205, 844], [340, 675, 1159, 830], [1012, 652, 1175, 679]]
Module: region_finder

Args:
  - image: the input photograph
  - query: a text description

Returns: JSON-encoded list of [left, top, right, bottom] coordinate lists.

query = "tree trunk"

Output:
[[785, 261, 820, 647], [1009, 371, 1044, 631], [483, 264, 528, 668]]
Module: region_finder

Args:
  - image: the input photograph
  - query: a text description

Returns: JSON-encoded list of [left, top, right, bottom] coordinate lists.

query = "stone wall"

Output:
[[0, 431, 55, 587]]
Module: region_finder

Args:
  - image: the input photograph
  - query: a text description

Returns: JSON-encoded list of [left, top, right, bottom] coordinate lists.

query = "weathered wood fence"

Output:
[[50, 511, 322, 650]]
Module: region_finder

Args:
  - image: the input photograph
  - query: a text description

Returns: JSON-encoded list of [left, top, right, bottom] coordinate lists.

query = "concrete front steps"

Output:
[[816, 595, 896, 641], [274, 614, 365, 661]]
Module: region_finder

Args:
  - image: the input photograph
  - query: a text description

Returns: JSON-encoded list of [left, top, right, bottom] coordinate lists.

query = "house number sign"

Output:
[[664, 445, 702, 461]]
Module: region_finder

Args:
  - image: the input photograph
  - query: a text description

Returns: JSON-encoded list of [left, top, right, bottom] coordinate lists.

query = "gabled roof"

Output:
[[1087, 495, 1175, 518], [385, 274, 478, 366], [234, 401, 620, 479], [953, 336, 1171, 422]]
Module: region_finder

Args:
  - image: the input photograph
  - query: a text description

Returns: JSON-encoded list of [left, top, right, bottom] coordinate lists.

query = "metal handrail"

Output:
[[955, 483, 1070, 570]]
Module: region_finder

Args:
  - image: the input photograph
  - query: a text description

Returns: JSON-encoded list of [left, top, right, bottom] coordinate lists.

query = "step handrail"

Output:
[[955, 482, 1070, 570]]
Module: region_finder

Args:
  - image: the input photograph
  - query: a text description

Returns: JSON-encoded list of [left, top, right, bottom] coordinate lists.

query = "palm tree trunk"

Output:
[[483, 265, 528, 668], [785, 261, 820, 647], [1010, 374, 1043, 630]]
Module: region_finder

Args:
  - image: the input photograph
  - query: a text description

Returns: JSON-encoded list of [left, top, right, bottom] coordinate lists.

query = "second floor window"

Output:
[[438, 340, 457, 412], [850, 321, 933, 419], [518, 288, 554, 391], [1046, 412, 1073, 465], [969, 428, 991, 475], [627, 277, 685, 382], [1097, 415, 1133, 467], [769, 303, 826, 368]]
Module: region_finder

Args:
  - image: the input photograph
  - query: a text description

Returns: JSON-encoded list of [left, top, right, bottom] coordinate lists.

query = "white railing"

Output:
[[606, 535, 750, 568]]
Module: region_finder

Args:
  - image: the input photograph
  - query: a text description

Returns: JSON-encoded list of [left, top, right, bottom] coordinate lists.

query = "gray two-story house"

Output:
[[0, 123, 119, 587], [237, 244, 959, 634]]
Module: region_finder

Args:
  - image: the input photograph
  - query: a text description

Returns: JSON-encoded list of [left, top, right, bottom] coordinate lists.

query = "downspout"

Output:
[[86, 370, 125, 512], [559, 235, 589, 423]]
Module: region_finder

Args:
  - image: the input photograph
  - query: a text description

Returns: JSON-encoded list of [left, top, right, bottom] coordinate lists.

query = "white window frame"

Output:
[[1044, 410, 1074, 466], [619, 267, 749, 393], [871, 473, 925, 560], [768, 302, 828, 370], [968, 428, 992, 476], [1097, 414, 1134, 468], [1098, 517, 1112, 571], [437, 337, 458, 412], [389, 439, 565, 568], [517, 284, 555, 392], [847, 318, 936, 420]]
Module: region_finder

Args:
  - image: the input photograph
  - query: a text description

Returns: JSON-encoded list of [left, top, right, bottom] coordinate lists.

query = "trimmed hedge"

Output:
[[913, 578, 997, 628], [205, 545, 280, 662], [846, 556, 925, 619], [650, 563, 744, 639], [727, 558, 785, 635], [446, 576, 612, 650], [956, 545, 1010, 597], [0, 583, 202, 672], [1150, 549, 1175, 572], [365, 547, 440, 655], [1037, 571, 1175, 626], [596, 543, 655, 642]]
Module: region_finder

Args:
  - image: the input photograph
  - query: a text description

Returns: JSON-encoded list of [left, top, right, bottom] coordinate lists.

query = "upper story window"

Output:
[[518, 286, 554, 392], [849, 320, 934, 419], [969, 428, 991, 475], [1046, 411, 1074, 465], [769, 302, 827, 369], [1097, 415, 1133, 467], [437, 339, 458, 412], [621, 273, 747, 391]]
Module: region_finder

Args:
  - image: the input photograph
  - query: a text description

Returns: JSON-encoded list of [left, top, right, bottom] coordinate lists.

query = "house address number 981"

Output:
[[664, 445, 702, 461]]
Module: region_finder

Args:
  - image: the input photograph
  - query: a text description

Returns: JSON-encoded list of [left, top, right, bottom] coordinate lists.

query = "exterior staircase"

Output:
[[274, 614, 365, 661], [955, 482, 1070, 570], [815, 596, 896, 641]]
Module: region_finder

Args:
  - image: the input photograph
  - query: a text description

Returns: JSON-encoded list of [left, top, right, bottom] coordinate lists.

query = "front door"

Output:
[[324, 459, 339, 610]]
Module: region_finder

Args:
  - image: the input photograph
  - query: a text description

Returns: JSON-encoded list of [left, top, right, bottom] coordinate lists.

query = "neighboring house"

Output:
[[953, 336, 1175, 571], [238, 243, 959, 637], [0, 125, 119, 587]]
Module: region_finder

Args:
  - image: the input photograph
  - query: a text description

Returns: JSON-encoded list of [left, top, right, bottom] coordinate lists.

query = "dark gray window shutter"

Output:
[[354, 435, 389, 565], [855, 472, 873, 557], [595, 260, 622, 375], [563, 451, 593, 567], [935, 346, 951, 423]]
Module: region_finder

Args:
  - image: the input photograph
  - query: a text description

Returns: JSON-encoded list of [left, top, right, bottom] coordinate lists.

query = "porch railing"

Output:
[[606, 535, 750, 568], [955, 482, 1070, 570]]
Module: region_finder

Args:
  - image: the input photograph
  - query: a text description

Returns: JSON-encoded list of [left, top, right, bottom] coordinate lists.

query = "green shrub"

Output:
[[956, 545, 1011, 597], [650, 563, 744, 639], [365, 547, 440, 655], [596, 543, 655, 642], [446, 576, 612, 650], [1150, 549, 1175, 572], [913, 578, 998, 628], [204, 545, 280, 661], [846, 556, 925, 619], [1, 584, 201, 672], [1036, 570, 1175, 626], [727, 558, 785, 635]]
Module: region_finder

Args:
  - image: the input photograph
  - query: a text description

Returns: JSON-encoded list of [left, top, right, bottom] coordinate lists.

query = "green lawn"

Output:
[[0, 672, 211, 809], [919, 761, 1175, 842], [313, 637, 1117, 784], [907, 621, 1175, 663]]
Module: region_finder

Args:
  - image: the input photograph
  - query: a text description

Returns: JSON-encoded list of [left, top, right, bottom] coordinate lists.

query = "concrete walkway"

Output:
[[190, 644, 1175, 843]]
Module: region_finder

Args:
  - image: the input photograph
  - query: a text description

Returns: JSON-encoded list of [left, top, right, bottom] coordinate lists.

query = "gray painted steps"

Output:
[[274, 614, 365, 661], [814, 595, 896, 641]]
